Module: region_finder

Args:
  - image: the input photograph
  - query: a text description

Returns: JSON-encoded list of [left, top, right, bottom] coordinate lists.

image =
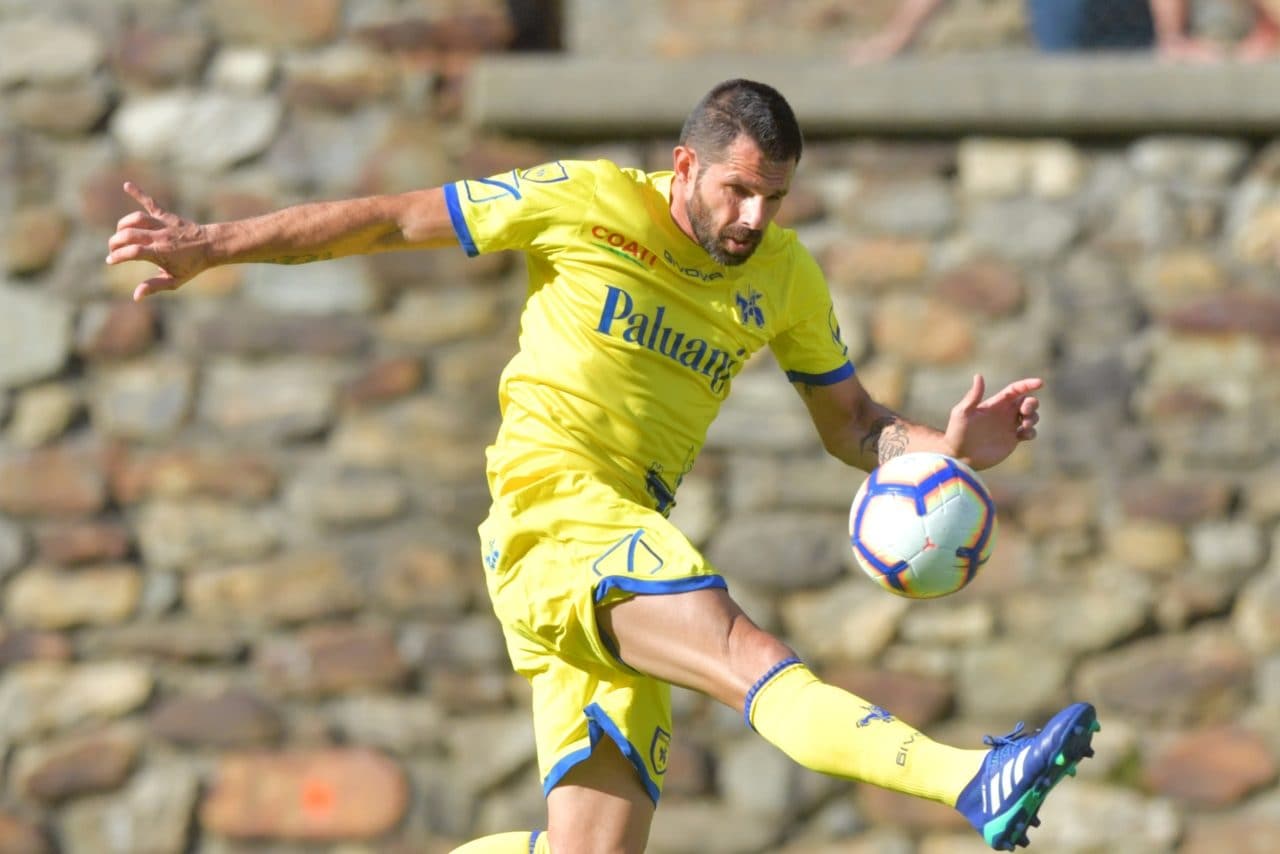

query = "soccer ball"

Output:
[[848, 452, 997, 598]]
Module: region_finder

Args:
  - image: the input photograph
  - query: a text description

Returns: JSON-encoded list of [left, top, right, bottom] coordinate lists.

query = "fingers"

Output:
[[133, 273, 180, 303], [979, 377, 1044, 411], [114, 182, 185, 301], [123, 181, 164, 217], [109, 207, 165, 265], [105, 236, 166, 267], [1014, 393, 1040, 441], [105, 242, 146, 265], [956, 373, 985, 411], [1003, 377, 1045, 397], [106, 226, 153, 256], [115, 210, 160, 232]]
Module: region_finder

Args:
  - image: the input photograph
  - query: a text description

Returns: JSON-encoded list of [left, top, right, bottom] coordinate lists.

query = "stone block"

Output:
[[185, 552, 360, 624], [1143, 726, 1278, 807], [254, 623, 408, 697], [4, 565, 142, 630], [149, 689, 284, 748], [13, 724, 142, 803]]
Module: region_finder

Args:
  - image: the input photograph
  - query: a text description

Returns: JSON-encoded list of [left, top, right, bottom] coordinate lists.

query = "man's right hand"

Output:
[[106, 182, 211, 302]]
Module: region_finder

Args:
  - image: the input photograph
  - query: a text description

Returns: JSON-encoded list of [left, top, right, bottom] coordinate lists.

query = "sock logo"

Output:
[[857, 705, 894, 728], [897, 732, 918, 767]]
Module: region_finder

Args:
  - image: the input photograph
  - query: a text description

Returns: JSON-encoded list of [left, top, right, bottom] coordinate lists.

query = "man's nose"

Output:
[[739, 195, 766, 229]]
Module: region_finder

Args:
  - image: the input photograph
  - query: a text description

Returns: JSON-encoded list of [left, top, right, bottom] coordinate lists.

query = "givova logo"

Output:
[[595, 285, 746, 395]]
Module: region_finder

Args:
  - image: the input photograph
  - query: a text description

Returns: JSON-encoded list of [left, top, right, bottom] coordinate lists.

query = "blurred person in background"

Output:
[[849, 0, 1280, 62], [106, 78, 1098, 854]]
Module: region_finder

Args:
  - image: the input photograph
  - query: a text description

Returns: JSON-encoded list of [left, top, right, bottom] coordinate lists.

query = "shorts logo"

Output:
[[591, 529, 664, 577], [650, 726, 671, 775], [483, 538, 500, 571]]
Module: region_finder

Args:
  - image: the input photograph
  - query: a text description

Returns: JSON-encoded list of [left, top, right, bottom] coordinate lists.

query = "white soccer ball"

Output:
[[848, 452, 997, 598]]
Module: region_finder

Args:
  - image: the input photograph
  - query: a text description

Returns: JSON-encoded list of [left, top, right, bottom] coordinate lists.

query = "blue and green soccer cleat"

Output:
[[955, 702, 1100, 850]]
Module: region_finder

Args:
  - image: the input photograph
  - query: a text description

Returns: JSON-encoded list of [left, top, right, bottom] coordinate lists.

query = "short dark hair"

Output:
[[679, 79, 803, 165]]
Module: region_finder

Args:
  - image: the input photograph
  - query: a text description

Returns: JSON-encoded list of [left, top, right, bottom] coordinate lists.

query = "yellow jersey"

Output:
[[445, 159, 852, 514]]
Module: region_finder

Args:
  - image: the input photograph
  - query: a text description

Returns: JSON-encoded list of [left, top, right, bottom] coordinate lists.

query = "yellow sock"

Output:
[[745, 659, 986, 806], [451, 830, 551, 853]]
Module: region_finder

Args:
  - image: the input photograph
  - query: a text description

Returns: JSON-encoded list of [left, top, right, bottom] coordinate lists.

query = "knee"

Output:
[[726, 612, 797, 688]]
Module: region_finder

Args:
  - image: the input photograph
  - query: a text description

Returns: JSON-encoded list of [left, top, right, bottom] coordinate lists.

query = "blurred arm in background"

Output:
[[846, 0, 948, 64], [1151, 0, 1280, 61], [1236, 0, 1280, 60], [849, 0, 1280, 63], [1149, 0, 1223, 60], [105, 182, 457, 302]]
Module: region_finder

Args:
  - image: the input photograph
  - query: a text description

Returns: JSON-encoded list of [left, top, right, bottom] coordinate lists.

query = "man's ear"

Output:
[[673, 145, 697, 183]]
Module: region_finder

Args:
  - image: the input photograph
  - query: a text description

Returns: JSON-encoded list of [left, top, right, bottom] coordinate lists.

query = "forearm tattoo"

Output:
[[861, 416, 909, 464]]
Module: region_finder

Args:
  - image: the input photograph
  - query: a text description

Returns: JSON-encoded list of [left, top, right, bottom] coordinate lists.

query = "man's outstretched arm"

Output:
[[794, 372, 1041, 472], [105, 182, 457, 301]]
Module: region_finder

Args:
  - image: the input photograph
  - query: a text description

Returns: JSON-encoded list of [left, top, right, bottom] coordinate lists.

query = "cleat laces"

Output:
[[983, 721, 1027, 749]]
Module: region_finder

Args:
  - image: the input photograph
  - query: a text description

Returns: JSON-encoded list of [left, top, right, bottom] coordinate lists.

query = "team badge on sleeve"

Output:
[[462, 161, 571, 203]]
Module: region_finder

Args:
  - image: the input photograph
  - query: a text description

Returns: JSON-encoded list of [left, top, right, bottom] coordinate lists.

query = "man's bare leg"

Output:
[[599, 587, 987, 799], [600, 586, 790, 709], [599, 587, 1098, 851], [546, 736, 654, 854]]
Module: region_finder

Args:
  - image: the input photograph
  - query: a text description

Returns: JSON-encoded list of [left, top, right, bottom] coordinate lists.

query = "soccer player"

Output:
[[107, 79, 1098, 852]]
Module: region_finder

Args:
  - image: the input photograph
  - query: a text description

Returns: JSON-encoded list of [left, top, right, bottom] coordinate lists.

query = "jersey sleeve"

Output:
[[769, 246, 855, 386], [443, 160, 598, 257]]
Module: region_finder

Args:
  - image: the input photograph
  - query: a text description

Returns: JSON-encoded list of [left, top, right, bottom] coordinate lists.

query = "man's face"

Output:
[[683, 136, 794, 266]]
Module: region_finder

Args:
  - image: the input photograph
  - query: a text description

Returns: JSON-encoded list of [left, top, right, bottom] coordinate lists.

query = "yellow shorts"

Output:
[[477, 471, 726, 804]]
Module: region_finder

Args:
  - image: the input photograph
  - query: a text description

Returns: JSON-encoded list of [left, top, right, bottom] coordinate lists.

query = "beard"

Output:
[[686, 181, 762, 266]]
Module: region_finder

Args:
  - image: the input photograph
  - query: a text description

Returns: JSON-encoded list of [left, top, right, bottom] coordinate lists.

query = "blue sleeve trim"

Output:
[[529, 830, 542, 854], [593, 574, 727, 604], [541, 704, 662, 806], [742, 656, 804, 731], [443, 182, 479, 257], [785, 361, 855, 386]]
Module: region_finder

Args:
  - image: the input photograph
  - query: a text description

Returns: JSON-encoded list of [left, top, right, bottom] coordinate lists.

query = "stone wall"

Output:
[[1, 1, 1279, 853]]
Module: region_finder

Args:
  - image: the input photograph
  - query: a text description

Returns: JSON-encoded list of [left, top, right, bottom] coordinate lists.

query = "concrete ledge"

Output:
[[465, 54, 1280, 138]]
